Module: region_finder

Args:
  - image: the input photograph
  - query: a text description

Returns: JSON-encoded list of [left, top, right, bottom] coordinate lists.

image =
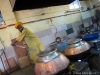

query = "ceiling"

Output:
[[13, 0, 75, 11]]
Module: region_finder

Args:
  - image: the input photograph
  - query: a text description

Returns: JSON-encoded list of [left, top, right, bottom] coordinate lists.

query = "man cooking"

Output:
[[11, 22, 45, 64]]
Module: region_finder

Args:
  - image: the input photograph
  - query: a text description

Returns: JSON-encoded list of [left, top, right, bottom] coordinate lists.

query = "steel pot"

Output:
[[64, 38, 91, 60], [34, 49, 70, 75]]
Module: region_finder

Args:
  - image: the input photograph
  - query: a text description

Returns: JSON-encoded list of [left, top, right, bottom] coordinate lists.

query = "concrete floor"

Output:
[[8, 57, 100, 75], [92, 69, 100, 75], [9, 65, 34, 75]]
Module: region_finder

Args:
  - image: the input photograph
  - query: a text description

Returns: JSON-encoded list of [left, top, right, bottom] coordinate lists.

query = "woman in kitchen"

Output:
[[11, 22, 45, 64]]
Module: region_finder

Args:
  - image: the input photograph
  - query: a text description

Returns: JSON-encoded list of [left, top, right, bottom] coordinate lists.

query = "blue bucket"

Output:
[[82, 33, 99, 41]]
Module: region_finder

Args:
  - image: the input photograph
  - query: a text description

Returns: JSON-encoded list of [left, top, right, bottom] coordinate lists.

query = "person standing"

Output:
[[11, 22, 45, 63]]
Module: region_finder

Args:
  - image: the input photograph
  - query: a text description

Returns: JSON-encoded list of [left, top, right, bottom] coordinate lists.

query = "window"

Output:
[[0, 11, 5, 25], [66, 24, 74, 35], [69, 0, 80, 9]]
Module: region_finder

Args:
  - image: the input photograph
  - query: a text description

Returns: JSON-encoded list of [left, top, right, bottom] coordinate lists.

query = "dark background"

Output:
[[13, 0, 75, 11]]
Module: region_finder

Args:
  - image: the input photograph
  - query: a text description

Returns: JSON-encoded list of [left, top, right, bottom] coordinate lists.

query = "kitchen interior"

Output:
[[0, 0, 100, 75]]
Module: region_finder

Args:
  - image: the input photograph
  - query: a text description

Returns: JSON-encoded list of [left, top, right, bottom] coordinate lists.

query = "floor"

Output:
[[8, 65, 34, 75], [92, 69, 100, 75]]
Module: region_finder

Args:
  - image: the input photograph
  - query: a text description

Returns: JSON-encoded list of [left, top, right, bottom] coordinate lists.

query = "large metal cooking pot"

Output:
[[64, 38, 91, 60], [34, 49, 70, 75]]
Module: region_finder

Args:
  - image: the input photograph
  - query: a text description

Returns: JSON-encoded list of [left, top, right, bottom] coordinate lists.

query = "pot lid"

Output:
[[38, 49, 57, 57], [67, 38, 82, 45]]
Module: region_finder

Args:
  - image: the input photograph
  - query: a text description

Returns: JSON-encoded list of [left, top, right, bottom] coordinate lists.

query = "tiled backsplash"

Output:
[[4, 57, 17, 70], [67, 24, 72, 29], [34, 17, 93, 50], [66, 28, 74, 35]]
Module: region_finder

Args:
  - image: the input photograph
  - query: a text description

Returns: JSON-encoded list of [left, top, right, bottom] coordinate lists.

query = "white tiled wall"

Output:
[[84, 22, 90, 27], [88, 20, 93, 25], [56, 30, 67, 39], [0, 60, 4, 72], [72, 23, 79, 35], [39, 35, 51, 46], [41, 29, 52, 36], [51, 27, 57, 34], [3, 47, 16, 59], [35, 25, 68, 50], [0, 46, 17, 72], [34, 32, 43, 38], [48, 34, 56, 43], [34, 17, 92, 50]]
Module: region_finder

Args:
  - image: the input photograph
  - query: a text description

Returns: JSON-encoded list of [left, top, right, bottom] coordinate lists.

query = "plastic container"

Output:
[[82, 33, 99, 41]]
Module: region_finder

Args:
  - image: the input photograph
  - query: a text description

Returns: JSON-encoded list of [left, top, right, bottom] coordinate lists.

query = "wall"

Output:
[[91, 0, 100, 12], [85, 0, 100, 19], [90, 0, 100, 10], [85, 0, 95, 17], [0, 0, 93, 72], [80, 1, 91, 19], [91, 0, 99, 5]]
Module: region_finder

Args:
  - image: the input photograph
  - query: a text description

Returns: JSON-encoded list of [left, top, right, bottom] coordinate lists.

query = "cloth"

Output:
[[16, 28, 45, 63], [15, 22, 23, 29]]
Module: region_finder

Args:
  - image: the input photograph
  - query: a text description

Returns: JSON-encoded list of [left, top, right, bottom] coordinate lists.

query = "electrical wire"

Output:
[[50, 19, 57, 38]]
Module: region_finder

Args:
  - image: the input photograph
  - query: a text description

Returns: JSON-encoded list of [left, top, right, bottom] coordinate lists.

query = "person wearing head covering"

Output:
[[11, 22, 45, 63]]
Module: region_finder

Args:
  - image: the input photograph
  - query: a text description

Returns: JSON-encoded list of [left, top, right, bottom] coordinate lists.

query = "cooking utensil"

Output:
[[64, 38, 91, 60], [34, 49, 70, 75], [82, 33, 99, 41]]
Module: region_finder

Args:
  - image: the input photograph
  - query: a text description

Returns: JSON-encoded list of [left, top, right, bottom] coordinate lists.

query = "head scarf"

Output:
[[15, 22, 23, 29]]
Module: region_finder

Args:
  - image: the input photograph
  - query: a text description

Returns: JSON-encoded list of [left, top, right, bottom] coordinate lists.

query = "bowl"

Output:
[[82, 33, 99, 41]]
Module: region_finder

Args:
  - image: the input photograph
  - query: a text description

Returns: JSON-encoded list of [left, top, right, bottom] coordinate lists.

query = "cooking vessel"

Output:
[[34, 49, 70, 75], [64, 38, 91, 60]]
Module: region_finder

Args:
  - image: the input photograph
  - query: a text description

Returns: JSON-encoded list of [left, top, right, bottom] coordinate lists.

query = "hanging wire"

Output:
[[50, 19, 57, 38]]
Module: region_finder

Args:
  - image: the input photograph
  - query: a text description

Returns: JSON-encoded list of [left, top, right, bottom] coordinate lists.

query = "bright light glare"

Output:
[[69, 0, 80, 9]]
